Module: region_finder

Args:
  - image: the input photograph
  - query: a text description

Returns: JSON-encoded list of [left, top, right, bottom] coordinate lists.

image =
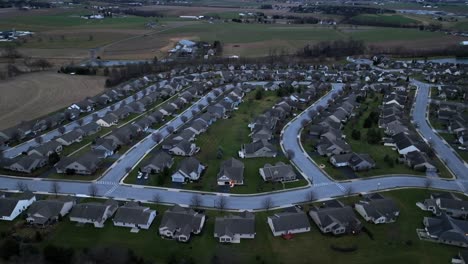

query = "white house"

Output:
[[0, 193, 36, 221]]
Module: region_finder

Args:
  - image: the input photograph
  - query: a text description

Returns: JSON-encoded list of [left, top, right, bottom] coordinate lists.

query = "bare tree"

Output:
[[50, 181, 60, 197], [88, 184, 98, 197], [34, 136, 43, 144], [262, 197, 274, 211], [16, 181, 29, 192], [207, 97, 213, 104], [331, 93, 339, 100], [151, 132, 162, 143], [110, 104, 116, 111], [424, 177, 433, 189], [77, 119, 84, 126], [308, 110, 317, 120], [191, 194, 202, 208], [166, 126, 174, 134], [132, 94, 138, 100], [92, 113, 99, 121], [316, 105, 324, 113], [197, 104, 204, 111], [286, 149, 295, 160], [301, 119, 310, 127], [216, 196, 228, 211], [213, 90, 221, 96], [58, 126, 66, 134], [305, 190, 315, 203], [181, 115, 188, 123], [152, 193, 162, 204]]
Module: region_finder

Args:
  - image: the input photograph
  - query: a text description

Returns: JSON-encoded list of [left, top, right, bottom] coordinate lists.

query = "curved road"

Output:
[[0, 76, 466, 210]]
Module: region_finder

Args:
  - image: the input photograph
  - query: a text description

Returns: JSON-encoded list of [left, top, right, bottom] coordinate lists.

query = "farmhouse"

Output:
[[113, 202, 157, 230], [267, 206, 311, 237], [355, 193, 400, 224], [0, 192, 36, 221], [159, 205, 206, 242], [214, 211, 255, 243], [69, 200, 118, 228]]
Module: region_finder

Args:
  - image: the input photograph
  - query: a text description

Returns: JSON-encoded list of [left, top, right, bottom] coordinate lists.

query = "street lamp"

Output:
[[377, 182, 381, 191]]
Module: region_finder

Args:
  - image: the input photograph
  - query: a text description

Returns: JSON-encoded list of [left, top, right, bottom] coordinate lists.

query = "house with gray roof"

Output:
[[316, 137, 351, 157], [55, 152, 102, 175], [267, 206, 311, 237], [405, 151, 437, 172], [96, 113, 119, 127], [217, 158, 244, 186], [185, 120, 208, 135], [26, 197, 76, 226], [76, 122, 101, 136], [173, 129, 196, 142], [27, 141, 63, 157], [4, 154, 47, 174], [330, 152, 376, 171], [113, 202, 157, 230], [171, 157, 205, 183], [422, 214, 468, 248], [159, 205, 206, 242], [140, 151, 174, 174], [0, 192, 36, 221], [55, 130, 83, 146], [309, 200, 362, 236], [239, 140, 277, 158], [91, 138, 117, 158], [169, 140, 199, 156], [259, 162, 297, 182], [69, 200, 118, 228], [421, 193, 468, 219], [355, 193, 400, 224], [214, 211, 255, 243]]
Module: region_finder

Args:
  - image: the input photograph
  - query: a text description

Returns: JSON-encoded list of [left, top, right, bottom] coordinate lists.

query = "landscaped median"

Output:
[[123, 90, 308, 194]]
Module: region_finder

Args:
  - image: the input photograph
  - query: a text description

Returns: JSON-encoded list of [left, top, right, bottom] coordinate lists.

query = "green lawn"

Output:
[[439, 133, 468, 163], [26, 189, 459, 263], [125, 91, 307, 194]]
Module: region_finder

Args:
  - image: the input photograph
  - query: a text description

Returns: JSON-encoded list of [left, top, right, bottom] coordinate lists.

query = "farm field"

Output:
[[4, 189, 457, 263], [0, 71, 105, 130], [350, 14, 420, 26]]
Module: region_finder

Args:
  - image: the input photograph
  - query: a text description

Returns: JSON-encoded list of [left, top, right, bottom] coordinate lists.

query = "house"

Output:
[[214, 211, 255, 243], [309, 200, 362, 235], [173, 129, 196, 142], [112, 107, 131, 120], [330, 152, 376, 171], [259, 162, 297, 182], [423, 193, 468, 219], [113, 202, 157, 230], [405, 151, 437, 172], [217, 158, 244, 186], [55, 130, 83, 146], [140, 151, 174, 174], [267, 206, 311, 237], [26, 197, 76, 226], [196, 113, 216, 126], [27, 141, 63, 157], [169, 140, 199, 156], [251, 126, 273, 142], [96, 113, 119, 127], [355, 193, 400, 224], [171, 157, 205, 183], [207, 105, 226, 119], [4, 154, 47, 174], [316, 138, 351, 157], [55, 152, 102, 175], [91, 138, 117, 158], [239, 140, 277, 158], [393, 132, 419, 155], [185, 120, 208, 135], [76, 122, 101, 136], [105, 125, 139, 146], [0, 192, 36, 221], [422, 214, 468, 248], [69, 200, 118, 228], [159, 205, 206, 242]]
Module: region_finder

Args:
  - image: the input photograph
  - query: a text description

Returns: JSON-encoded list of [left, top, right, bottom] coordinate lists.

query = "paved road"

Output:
[[0, 76, 466, 210], [2, 80, 169, 158]]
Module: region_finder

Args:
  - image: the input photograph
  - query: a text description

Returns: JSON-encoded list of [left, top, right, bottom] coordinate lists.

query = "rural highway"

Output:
[[1, 73, 467, 209]]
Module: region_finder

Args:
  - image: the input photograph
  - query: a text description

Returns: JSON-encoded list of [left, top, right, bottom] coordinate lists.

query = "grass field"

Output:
[[29, 189, 461, 263], [0, 72, 105, 130], [125, 90, 308, 194]]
